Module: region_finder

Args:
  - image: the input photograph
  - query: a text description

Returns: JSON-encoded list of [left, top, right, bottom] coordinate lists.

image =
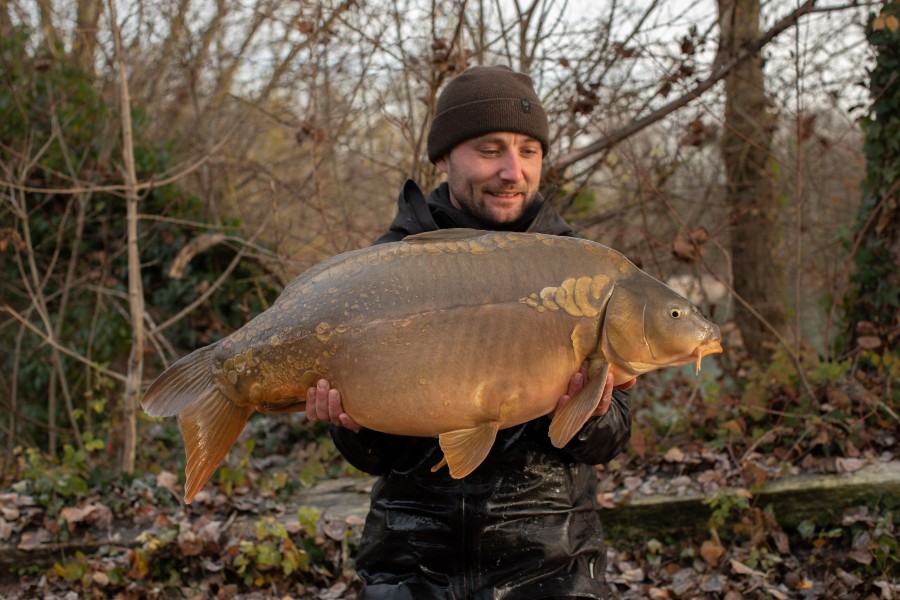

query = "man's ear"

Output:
[[435, 155, 449, 175]]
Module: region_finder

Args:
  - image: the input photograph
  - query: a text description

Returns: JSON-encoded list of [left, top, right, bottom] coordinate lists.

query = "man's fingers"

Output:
[[593, 372, 615, 417], [327, 389, 343, 426], [306, 386, 319, 422], [339, 413, 362, 433], [566, 371, 584, 397], [313, 379, 331, 422]]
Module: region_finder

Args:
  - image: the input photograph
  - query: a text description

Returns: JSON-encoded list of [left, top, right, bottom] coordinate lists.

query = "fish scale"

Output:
[[142, 229, 723, 502]]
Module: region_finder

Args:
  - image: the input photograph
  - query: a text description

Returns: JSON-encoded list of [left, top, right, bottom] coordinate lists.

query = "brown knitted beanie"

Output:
[[427, 65, 549, 163]]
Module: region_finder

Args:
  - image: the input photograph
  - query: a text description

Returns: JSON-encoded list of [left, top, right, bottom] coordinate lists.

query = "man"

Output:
[[307, 65, 633, 599]]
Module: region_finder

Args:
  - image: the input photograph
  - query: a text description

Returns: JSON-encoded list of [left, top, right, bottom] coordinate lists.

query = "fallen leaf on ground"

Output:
[[730, 558, 765, 577], [701, 538, 725, 566]]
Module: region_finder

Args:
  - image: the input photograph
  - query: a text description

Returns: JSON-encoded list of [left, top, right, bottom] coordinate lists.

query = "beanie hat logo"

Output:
[[427, 65, 549, 163]]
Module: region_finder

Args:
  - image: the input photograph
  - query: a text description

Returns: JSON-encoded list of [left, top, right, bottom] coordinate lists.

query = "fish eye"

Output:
[[669, 307, 683, 319]]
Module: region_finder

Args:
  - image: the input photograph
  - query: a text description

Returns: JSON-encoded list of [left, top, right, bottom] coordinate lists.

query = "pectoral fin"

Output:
[[549, 362, 610, 448], [436, 422, 501, 478]]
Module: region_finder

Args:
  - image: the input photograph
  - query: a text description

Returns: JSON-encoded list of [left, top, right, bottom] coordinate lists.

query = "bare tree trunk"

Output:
[[36, 0, 61, 56], [73, 0, 103, 76], [0, 0, 13, 37], [717, 0, 787, 365], [108, 0, 145, 474]]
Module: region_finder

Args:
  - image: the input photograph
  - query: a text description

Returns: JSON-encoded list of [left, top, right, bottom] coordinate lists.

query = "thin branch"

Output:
[[551, 0, 827, 172], [149, 219, 271, 340], [0, 305, 128, 384], [108, 0, 144, 475], [0, 125, 238, 196]]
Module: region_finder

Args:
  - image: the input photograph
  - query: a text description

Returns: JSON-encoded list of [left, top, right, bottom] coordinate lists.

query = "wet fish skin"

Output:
[[142, 229, 723, 502]]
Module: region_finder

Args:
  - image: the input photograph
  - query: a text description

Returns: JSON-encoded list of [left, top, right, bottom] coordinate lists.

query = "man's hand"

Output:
[[306, 379, 361, 432], [554, 362, 636, 419]]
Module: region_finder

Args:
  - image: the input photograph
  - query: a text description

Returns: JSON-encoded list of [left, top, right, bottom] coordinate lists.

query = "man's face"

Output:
[[435, 132, 543, 226]]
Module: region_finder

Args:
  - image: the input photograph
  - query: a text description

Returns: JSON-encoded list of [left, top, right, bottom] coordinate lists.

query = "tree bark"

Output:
[[717, 0, 788, 365], [73, 0, 103, 76], [0, 0, 13, 38], [36, 0, 61, 56], [843, 6, 900, 353]]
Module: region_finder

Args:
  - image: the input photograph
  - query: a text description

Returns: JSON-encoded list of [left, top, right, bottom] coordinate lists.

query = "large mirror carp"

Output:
[[142, 229, 723, 502]]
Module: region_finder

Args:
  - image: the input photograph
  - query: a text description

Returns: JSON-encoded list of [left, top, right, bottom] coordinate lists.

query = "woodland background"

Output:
[[0, 0, 898, 598]]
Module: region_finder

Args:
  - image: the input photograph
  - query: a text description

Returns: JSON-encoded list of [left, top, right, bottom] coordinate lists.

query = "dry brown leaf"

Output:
[[178, 522, 205, 556], [772, 529, 791, 554], [198, 520, 223, 546], [672, 234, 701, 263], [630, 426, 648, 458], [127, 549, 150, 580], [857, 336, 882, 350], [741, 463, 768, 487], [321, 518, 348, 541], [836, 457, 866, 473], [845, 438, 860, 458], [735, 489, 754, 502], [700, 538, 725, 566], [848, 547, 873, 565], [794, 578, 813, 591], [596, 492, 617, 509], [60, 502, 113, 533], [156, 470, 179, 492], [826, 388, 851, 409], [764, 586, 789, 600], [0, 518, 12, 541], [700, 573, 725, 593], [17, 528, 51, 550], [663, 447, 685, 462], [722, 419, 743, 434], [153, 512, 172, 529], [842, 506, 874, 526], [886, 15, 900, 32], [133, 504, 159, 525], [730, 558, 765, 577], [623, 476, 642, 491]]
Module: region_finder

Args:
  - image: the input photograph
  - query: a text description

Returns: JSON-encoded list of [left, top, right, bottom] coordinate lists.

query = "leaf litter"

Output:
[[1, 351, 898, 599]]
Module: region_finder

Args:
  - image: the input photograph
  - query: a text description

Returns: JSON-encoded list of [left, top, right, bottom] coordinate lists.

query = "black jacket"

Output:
[[332, 180, 632, 599]]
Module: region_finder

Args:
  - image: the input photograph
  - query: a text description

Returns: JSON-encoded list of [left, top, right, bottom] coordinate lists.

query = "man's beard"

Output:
[[450, 184, 538, 227]]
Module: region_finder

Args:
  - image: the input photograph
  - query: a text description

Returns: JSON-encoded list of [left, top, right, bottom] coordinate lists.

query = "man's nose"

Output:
[[498, 151, 524, 183]]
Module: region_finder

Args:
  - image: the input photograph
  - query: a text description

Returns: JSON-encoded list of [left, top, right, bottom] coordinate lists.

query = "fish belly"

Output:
[[324, 304, 590, 436]]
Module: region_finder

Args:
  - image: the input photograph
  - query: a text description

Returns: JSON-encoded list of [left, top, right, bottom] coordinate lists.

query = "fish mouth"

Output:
[[692, 339, 724, 374]]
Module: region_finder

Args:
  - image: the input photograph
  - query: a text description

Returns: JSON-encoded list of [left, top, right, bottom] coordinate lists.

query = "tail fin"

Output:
[[142, 346, 217, 417], [142, 345, 253, 503], [179, 388, 253, 503]]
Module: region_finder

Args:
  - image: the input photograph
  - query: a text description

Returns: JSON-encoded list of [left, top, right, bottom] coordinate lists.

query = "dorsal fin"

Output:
[[403, 228, 486, 243]]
